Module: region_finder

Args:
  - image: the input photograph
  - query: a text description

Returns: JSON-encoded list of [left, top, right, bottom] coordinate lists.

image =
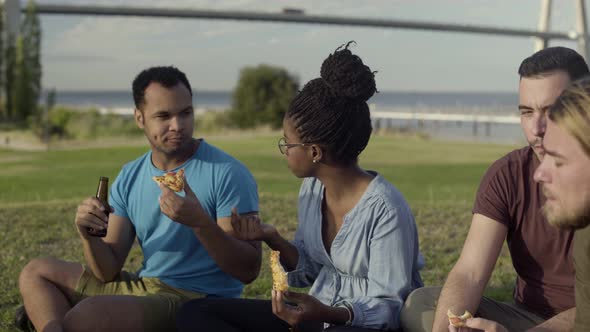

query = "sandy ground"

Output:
[[0, 129, 281, 151], [0, 131, 147, 151], [0, 131, 48, 151]]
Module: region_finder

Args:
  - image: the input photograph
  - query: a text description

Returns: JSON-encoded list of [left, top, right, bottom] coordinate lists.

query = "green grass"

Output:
[[0, 133, 518, 331]]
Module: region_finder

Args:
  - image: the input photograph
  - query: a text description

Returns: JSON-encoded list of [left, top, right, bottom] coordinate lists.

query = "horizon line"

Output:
[[46, 89, 518, 94]]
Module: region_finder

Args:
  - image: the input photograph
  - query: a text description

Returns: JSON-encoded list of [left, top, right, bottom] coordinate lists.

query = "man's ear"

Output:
[[134, 108, 144, 129]]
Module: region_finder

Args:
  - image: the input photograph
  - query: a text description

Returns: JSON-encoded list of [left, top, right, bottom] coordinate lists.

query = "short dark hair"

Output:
[[132, 66, 192, 109], [286, 41, 377, 166], [518, 46, 589, 80]]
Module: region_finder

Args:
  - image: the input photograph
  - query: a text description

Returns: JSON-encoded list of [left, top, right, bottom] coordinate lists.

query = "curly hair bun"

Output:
[[320, 41, 377, 102]]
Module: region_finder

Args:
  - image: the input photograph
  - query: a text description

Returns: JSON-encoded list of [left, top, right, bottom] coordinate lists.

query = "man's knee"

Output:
[[400, 287, 441, 332], [19, 257, 56, 290], [405, 287, 441, 310], [19, 257, 83, 296]]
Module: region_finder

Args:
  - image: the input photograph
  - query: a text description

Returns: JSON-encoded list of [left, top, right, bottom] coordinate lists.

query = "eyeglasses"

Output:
[[278, 137, 309, 155]]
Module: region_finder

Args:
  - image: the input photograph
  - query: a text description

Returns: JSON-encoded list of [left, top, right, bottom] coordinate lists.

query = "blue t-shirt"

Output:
[[110, 139, 258, 297]]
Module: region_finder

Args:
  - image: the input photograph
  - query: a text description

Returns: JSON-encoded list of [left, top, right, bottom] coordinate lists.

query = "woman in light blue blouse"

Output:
[[176, 42, 424, 332]]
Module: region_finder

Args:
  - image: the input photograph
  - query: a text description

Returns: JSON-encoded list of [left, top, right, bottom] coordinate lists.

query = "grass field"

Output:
[[0, 133, 518, 331]]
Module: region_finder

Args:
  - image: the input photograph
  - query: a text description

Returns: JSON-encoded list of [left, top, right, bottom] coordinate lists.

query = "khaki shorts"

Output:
[[71, 267, 205, 331]]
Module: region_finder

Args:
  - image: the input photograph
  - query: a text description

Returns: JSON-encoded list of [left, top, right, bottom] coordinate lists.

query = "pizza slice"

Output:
[[152, 168, 185, 192], [270, 250, 288, 292], [447, 309, 473, 327]]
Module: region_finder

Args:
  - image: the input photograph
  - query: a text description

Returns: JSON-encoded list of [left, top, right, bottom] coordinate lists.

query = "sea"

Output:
[[48, 90, 525, 145]]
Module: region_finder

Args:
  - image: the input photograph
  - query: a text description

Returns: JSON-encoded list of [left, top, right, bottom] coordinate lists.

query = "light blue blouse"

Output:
[[287, 173, 424, 330]]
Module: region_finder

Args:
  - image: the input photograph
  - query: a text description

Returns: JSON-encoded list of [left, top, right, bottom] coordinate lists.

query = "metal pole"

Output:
[[534, 0, 552, 52], [32, 4, 574, 40], [575, 0, 590, 61]]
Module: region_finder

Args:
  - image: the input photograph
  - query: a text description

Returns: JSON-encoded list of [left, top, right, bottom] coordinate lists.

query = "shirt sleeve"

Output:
[[287, 178, 324, 287], [286, 223, 324, 288], [340, 206, 419, 330], [215, 162, 259, 219], [472, 158, 513, 227], [574, 226, 590, 332], [109, 167, 129, 219]]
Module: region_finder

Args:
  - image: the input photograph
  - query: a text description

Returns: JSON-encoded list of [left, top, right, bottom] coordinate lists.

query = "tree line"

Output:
[[0, 0, 41, 124], [0, 0, 298, 132]]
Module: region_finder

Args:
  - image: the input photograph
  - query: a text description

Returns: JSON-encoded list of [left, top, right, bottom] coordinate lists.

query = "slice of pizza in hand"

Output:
[[152, 168, 185, 192], [447, 309, 473, 327], [270, 250, 289, 292]]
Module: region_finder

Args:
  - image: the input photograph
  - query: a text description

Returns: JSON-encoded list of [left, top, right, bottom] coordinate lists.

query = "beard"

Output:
[[543, 201, 590, 230], [529, 137, 543, 147], [148, 134, 193, 156], [529, 137, 545, 158]]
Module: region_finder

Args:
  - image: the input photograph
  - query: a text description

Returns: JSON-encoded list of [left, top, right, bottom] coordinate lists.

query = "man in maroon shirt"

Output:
[[400, 47, 589, 332]]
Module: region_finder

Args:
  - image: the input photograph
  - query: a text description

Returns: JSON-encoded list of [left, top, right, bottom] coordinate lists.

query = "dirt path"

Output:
[[0, 130, 280, 152], [0, 131, 149, 151], [0, 132, 47, 151]]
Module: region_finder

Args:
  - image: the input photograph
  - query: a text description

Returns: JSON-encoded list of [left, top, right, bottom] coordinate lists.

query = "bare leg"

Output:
[[63, 296, 145, 332], [18, 257, 84, 332]]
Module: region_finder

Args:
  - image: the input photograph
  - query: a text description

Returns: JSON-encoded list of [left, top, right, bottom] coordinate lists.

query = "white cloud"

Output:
[[38, 0, 583, 91]]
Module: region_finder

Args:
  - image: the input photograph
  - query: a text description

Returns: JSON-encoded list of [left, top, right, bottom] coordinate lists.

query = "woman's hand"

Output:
[[231, 207, 276, 241], [271, 290, 327, 327]]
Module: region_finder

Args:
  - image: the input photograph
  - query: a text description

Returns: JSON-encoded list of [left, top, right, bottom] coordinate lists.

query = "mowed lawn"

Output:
[[0, 134, 519, 331]]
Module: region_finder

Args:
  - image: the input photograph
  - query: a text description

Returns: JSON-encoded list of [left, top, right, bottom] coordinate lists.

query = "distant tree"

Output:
[[4, 35, 16, 120], [230, 64, 298, 129], [12, 35, 34, 120], [3, 0, 41, 122], [21, 0, 41, 119], [0, 3, 4, 118], [42, 88, 57, 141], [46, 88, 56, 111]]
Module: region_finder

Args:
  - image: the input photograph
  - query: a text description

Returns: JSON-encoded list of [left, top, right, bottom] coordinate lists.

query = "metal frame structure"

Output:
[[1, 0, 589, 59], [2, 0, 588, 140]]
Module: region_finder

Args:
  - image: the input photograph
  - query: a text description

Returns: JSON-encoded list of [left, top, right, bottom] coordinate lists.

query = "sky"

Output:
[[21, 0, 586, 92]]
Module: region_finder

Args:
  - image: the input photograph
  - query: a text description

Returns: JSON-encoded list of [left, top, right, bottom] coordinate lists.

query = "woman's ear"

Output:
[[311, 144, 323, 164]]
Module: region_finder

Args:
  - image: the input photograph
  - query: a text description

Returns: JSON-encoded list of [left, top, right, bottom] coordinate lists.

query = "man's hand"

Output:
[[272, 290, 327, 327], [74, 197, 112, 238], [448, 318, 509, 332], [230, 207, 276, 241], [159, 175, 210, 228]]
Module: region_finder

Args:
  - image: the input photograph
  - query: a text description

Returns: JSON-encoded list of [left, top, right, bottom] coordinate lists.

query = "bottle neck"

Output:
[[96, 178, 109, 202]]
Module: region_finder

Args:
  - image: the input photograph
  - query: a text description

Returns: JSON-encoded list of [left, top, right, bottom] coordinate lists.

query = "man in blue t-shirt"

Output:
[[17, 66, 261, 331]]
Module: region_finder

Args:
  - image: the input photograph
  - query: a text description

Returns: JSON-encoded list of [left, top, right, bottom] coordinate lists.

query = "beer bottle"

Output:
[[88, 176, 109, 237]]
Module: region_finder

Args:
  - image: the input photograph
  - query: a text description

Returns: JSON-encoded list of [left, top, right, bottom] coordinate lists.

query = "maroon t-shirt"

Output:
[[473, 146, 575, 318]]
